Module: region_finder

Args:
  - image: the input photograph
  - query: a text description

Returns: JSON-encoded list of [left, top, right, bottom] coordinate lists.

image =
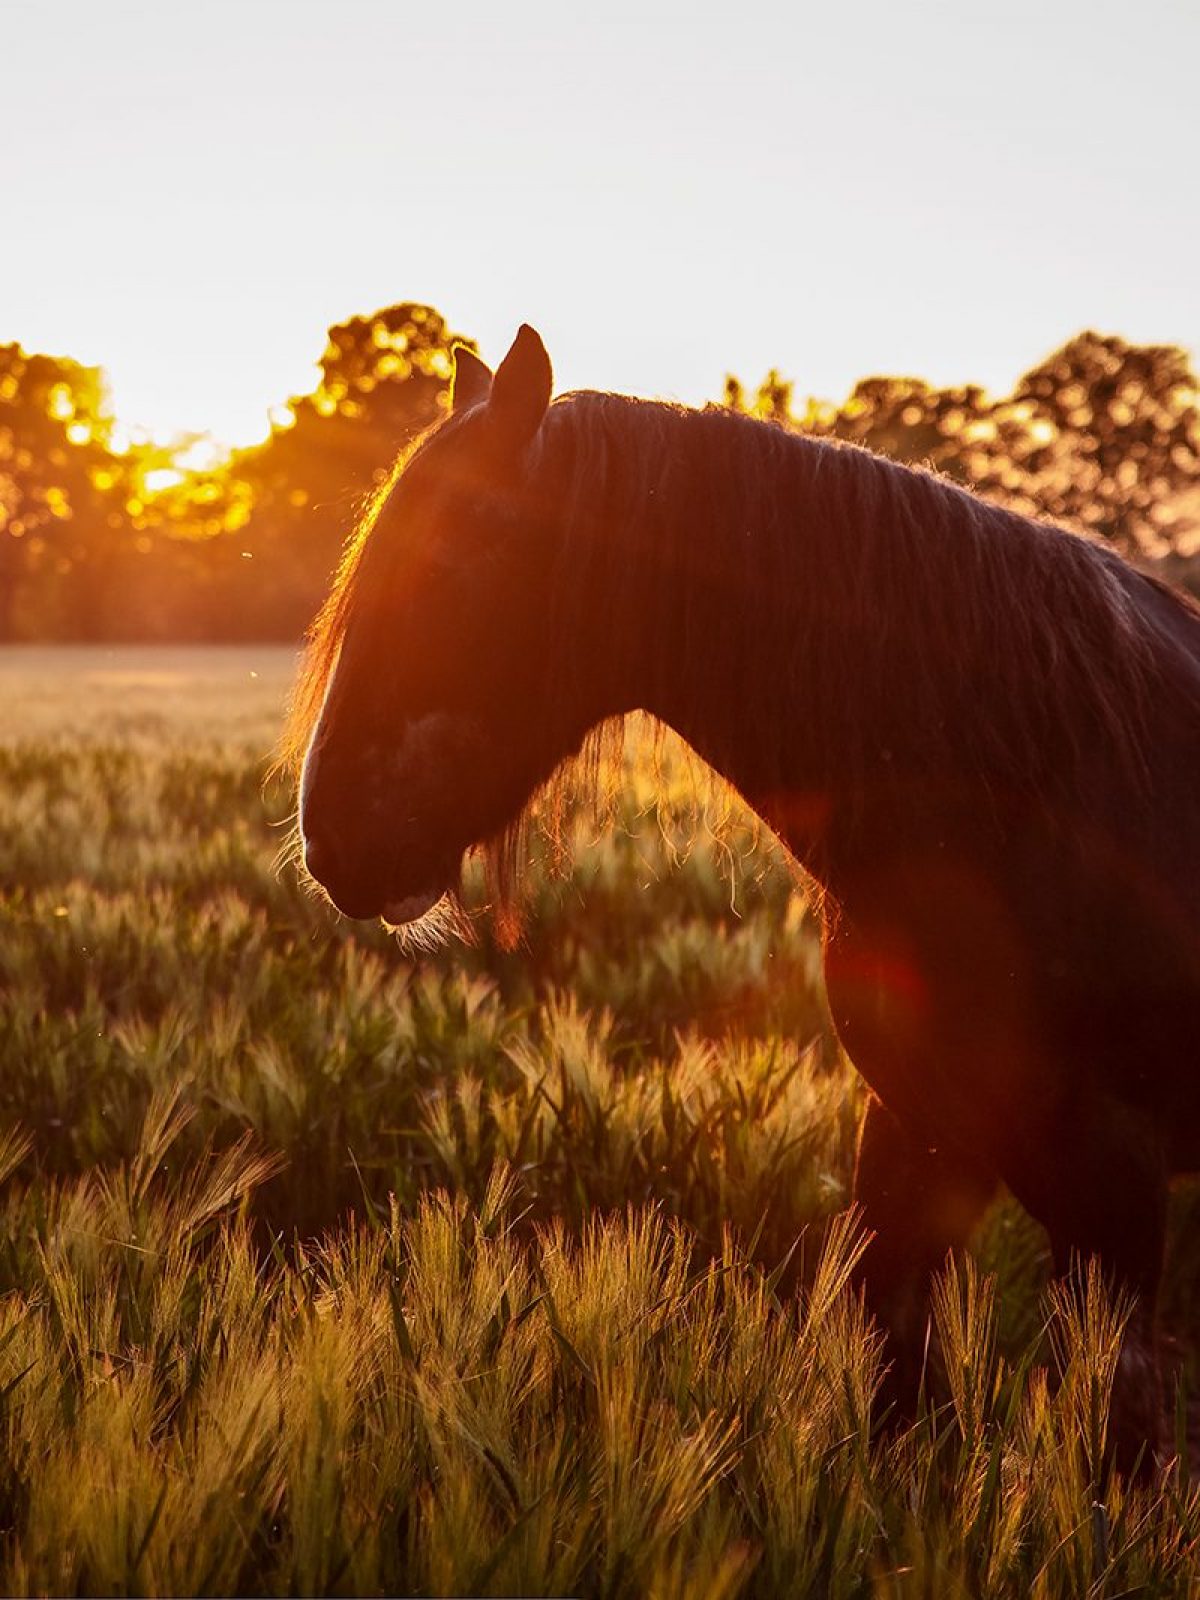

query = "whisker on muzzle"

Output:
[[388, 892, 479, 955]]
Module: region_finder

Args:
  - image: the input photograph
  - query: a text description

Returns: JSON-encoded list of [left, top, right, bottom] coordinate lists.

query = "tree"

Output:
[[0, 346, 132, 640], [184, 302, 471, 638], [999, 333, 1200, 557], [105, 301, 474, 640]]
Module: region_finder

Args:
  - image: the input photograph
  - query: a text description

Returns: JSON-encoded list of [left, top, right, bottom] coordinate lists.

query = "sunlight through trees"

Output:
[[2, 314, 1196, 642]]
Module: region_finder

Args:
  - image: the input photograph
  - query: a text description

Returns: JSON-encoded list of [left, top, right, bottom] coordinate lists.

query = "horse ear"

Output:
[[487, 324, 552, 447], [451, 344, 493, 413]]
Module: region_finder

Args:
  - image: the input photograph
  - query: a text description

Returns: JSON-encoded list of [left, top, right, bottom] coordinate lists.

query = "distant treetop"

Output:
[[1, 315, 1195, 642]]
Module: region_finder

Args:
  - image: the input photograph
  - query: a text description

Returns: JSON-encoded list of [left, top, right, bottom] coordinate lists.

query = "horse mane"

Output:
[[285, 388, 1200, 940]]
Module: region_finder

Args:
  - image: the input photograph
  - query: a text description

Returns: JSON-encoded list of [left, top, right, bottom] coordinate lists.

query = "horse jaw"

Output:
[[382, 885, 445, 927]]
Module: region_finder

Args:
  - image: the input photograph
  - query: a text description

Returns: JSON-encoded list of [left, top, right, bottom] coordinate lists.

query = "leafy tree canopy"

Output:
[[2, 318, 1195, 642]]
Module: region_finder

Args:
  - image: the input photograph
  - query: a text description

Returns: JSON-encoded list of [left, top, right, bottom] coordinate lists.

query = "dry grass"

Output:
[[0, 648, 1197, 1596]]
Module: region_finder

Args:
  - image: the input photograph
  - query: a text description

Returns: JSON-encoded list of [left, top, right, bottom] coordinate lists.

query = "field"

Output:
[[1, 645, 1199, 1597]]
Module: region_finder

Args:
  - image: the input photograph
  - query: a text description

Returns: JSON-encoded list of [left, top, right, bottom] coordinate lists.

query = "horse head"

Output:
[[296, 325, 591, 929]]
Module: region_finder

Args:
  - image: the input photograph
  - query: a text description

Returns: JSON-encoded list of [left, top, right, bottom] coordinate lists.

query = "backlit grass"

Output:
[[0, 647, 1197, 1596]]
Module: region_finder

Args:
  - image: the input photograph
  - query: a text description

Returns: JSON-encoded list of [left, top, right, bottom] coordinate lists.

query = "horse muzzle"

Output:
[[302, 829, 388, 919]]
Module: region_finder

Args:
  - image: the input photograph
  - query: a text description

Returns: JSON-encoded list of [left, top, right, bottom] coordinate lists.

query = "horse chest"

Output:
[[821, 851, 1054, 1156]]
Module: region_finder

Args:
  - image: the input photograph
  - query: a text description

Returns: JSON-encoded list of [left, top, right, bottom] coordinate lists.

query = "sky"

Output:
[[6, 0, 1198, 448]]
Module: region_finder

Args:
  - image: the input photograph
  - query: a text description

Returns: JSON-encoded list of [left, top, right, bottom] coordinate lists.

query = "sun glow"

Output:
[[142, 468, 185, 495], [98, 341, 322, 458]]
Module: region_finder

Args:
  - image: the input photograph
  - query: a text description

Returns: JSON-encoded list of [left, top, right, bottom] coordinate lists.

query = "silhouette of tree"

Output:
[[79, 302, 472, 641], [0, 347, 131, 640], [997, 333, 1200, 557], [178, 302, 471, 639], [5, 317, 1196, 643]]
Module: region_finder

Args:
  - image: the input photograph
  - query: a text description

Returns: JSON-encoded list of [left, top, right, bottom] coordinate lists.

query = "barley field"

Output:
[[1, 645, 1199, 1597]]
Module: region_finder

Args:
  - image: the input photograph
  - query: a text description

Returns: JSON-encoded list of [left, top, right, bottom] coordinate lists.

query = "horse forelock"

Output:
[[279, 421, 451, 781]]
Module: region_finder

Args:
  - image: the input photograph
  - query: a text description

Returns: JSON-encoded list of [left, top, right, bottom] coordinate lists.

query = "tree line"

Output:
[[1, 307, 1197, 643]]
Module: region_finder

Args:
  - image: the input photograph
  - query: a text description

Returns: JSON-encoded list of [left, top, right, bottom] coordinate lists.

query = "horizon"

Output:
[[9, 306, 1179, 458], [6, 0, 1197, 447]]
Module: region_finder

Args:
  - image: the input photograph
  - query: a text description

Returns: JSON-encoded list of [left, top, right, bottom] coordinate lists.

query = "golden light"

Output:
[[143, 468, 185, 495], [46, 384, 74, 422], [175, 438, 227, 473]]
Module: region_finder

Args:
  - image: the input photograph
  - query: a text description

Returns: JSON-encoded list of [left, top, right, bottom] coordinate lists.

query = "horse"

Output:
[[288, 324, 1200, 1467]]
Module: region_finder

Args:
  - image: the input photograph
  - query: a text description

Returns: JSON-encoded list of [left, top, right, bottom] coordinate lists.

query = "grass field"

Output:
[[1, 645, 1199, 1596]]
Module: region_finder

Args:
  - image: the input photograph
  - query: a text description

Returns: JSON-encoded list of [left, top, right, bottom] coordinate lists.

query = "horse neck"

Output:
[[558, 397, 1155, 879], [577, 405, 895, 835]]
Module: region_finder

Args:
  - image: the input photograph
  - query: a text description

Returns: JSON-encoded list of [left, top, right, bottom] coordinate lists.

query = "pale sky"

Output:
[[6, 0, 1197, 447]]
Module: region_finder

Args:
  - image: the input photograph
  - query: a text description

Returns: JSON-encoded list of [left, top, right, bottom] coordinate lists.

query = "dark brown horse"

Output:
[[288, 325, 1200, 1464]]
